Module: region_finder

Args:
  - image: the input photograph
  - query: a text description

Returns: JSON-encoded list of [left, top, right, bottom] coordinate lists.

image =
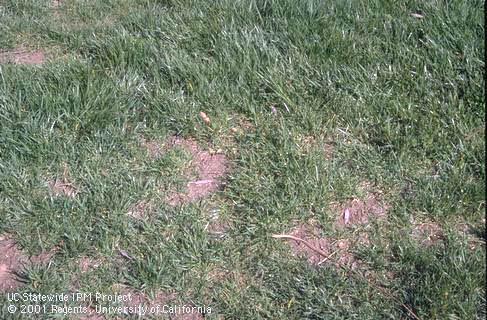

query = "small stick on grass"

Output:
[[317, 250, 339, 265], [272, 234, 329, 258]]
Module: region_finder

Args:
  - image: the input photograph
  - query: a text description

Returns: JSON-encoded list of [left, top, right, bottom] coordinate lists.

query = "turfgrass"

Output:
[[0, 0, 485, 319]]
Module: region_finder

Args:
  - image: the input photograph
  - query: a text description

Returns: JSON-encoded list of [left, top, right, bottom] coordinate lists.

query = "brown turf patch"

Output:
[[0, 235, 57, 292], [77, 257, 102, 273], [141, 138, 166, 159], [116, 286, 174, 310], [411, 221, 444, 247], [143, 136, 229, 206], [323, 142, 335, 160], [296, 135, 316, 154], [332, 183, 389, 228], [233, 116, 254, 134], [276, 223, 365, 269], [0, 48, 45, 65]]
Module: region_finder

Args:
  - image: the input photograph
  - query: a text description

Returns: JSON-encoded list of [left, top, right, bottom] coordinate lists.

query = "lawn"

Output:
[[0, 0, 485, 319]]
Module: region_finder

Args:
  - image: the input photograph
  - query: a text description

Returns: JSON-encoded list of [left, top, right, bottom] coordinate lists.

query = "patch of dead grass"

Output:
[[51, 0, 62, 9], [274, 182, 388, 270]]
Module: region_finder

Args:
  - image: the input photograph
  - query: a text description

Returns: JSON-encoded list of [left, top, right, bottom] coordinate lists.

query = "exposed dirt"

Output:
[[279, 223, 364, 269], [77, 257, 102, 273], [333, 184, 388, 228], [235, 116, 254, 133], [143, 136, 229, 206], [206, 266, 230, 283], [0, 237, 25, 292], [411, 222, 444, 247], [118, 286, 174, 310], [0, 48, 45, 65], [0, 235, 56, 292], [296, 135, 316, 154], [141, 139, 166, 159]]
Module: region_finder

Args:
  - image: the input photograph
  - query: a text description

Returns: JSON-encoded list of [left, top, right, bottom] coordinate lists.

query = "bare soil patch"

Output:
[[231, 115, 254, 134], [332, 183, 389, 228], [77, 257, 102, 273], [411, 221, 444, 247], [141, 139, 166, 159], [275, 223, 365, 269], [0, 235, 56, 292], [0, 48, 45, 65], [0, 237, 25, 292], [142, 136, 229, 206], [322, 142, 335, 160]]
